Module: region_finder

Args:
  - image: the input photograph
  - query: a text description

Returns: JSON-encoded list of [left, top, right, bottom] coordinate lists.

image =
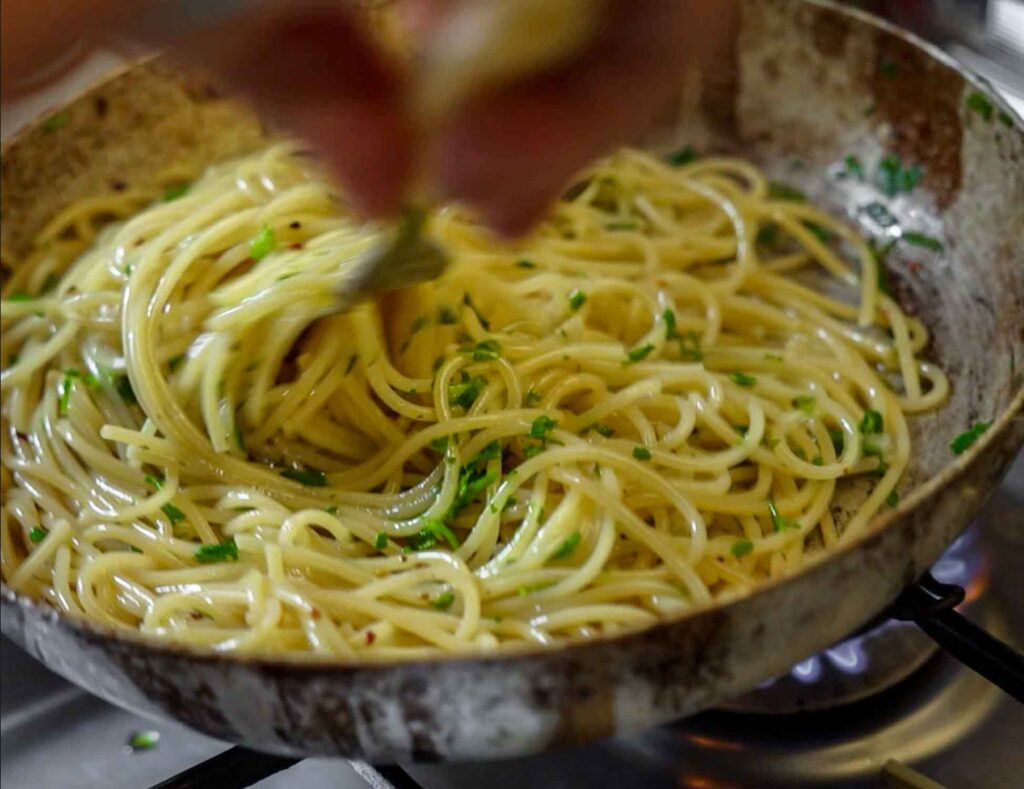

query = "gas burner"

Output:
[[722, 530, 989, 714], [614, 602, 1018, 788]]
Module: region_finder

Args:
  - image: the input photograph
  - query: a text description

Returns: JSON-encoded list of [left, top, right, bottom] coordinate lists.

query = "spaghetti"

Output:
[[0, 143, 948, 657]]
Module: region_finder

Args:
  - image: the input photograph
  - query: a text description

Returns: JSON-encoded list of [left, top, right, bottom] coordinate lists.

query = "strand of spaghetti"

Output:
[[0, 143, 947, 656]]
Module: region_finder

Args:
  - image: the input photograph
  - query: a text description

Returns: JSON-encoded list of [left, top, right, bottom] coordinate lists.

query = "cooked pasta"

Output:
[[0, 143, 948, 657]]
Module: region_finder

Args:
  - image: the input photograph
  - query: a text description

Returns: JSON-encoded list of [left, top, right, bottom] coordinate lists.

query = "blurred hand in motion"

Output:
[[1, 0, 733, 235]]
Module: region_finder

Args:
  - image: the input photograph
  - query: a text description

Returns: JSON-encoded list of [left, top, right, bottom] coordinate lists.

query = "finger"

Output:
[[178, 3, 415, 219], [432, 0, 733, 235]]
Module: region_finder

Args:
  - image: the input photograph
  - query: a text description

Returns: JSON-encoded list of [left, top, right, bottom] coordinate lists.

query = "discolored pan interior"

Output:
[[1, 0, 1022, 762]]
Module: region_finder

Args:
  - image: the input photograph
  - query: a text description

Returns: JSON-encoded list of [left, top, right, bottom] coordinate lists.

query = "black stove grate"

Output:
[[149, 748, 424, 789]]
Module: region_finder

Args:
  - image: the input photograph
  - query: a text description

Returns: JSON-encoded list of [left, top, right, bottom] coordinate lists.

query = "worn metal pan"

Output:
[[2, 0, 1023, 762]]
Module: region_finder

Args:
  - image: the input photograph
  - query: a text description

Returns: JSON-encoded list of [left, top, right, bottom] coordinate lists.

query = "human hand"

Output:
[[2, 0, 732, 235], [178, 0, 734, 235]]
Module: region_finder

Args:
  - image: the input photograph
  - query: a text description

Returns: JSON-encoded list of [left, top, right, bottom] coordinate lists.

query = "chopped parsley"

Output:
[[515, 259, 537, 269], [429, 437, 449, 453], [768, 181, 806, 202], [530, 415, 557, 439], [522, 442, 545, 459], [966, 91, 994, 121], [632, 446, 653, 461], [729, 372, 757, 388], [568, 289, 587, 311], [474, 441, 502, 464], [406, 530, 437, 551], [195, 538, 238, 563], [161, 503, 186, 523], [29, 527, 48, 544], [449, 373, 486, 410], [793, 395, 816, 414], [517, 583, 548, 596], [168, 354, 186, 372], [877, 154, 922, 196], [767, 498, 800, 532], [281, 467, 328, 487], [437, 305, 459, 325], [666, 145, 697, 166], [950, 421, 990, 455], [408, 518, 461, 551], [550, 532, 581, 561], [58, 369, 98, 416], [584, 422, 614, 438], [462, 339, 502, 361], [8, 291, 33, 302], [445, 445, 501, 518], [998, 110, 1013, 128], [859, 409, 884, 434], [127, 730, 160, 752], [840, 154, 864, 180], [731, 539, 754, 557], [886, 490, 900, 508], [249, 223, 276, 261], [524, 389, 542, 407], [462, 293, 491, 330], [409, 314, 430, 335], [902, 231, 943, 251], [374, 531, 389, 550], [429, 591, 455, 610], [41, 112, 69, 132], [162, 184, 189, 202], [662, 309, 678, 339], [623, 343, 655, 366]]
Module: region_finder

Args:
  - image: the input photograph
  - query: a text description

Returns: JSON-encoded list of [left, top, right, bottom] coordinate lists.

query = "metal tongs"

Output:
[[336, 0, 604, 310]]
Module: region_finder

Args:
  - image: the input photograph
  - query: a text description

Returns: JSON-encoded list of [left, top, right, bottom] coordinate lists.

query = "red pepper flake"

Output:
[[189, 611, 203, 620], [229, 258, 256, 278], [310, 607, 321, 620], [365, 630, 376, 645], [289, 242, 304, 250], [907, 261, 923, 274]]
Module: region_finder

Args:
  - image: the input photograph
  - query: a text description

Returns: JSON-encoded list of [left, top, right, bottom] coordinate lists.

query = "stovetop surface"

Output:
[[2, 2, 1023, 787]]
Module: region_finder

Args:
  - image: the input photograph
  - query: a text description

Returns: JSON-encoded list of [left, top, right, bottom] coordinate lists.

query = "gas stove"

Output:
[[2, 3, 1023, 788]]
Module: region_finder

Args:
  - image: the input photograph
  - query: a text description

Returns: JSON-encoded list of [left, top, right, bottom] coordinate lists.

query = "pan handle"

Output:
[[890, 573, 1024, 704]]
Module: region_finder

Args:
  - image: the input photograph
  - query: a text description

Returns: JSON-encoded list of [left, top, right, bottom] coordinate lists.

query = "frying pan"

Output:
[[2, 0, 1023, 763]]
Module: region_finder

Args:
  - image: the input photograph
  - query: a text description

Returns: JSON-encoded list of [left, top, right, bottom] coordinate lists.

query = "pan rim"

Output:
[[2, 0, 1023, 673]]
